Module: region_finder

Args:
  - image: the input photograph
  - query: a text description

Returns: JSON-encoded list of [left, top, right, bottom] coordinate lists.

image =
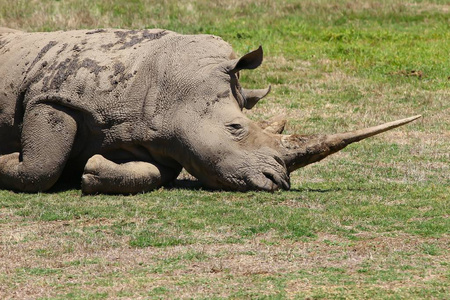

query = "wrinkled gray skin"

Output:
[[0, 28, 420, 194]]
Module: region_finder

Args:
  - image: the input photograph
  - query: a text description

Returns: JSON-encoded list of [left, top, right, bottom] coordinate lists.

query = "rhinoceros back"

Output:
[[0, 28, 235, 156], [0, 28, 233, 123], [1, 29, 173, 110], [0, 28, 177, 153]]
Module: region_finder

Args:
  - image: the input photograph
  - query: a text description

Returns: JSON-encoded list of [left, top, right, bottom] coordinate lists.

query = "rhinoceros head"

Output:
[[164, 46, 420, 191]]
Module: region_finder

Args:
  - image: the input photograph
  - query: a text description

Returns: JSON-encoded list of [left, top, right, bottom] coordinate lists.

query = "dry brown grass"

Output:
[[1, 0, 449, 31], [2, 213, 448, 298]]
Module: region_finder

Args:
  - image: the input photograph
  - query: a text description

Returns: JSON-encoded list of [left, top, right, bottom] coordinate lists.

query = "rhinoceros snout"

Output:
[[234, 152, 290, 192], [249, 170, 290, 192]]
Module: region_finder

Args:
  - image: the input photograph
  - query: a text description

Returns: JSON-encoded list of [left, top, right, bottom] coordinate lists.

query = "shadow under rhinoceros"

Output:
[[45, 168, 206, 194], [44, 167, 374, 194], [40, 179, 375, 195]]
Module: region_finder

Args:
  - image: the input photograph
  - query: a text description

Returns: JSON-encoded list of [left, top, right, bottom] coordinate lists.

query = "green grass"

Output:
[[1, 0, 449, 298]]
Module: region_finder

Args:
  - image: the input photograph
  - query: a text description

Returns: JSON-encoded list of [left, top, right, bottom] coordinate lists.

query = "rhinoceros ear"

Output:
[[224, 46, 263, 73], [243, 85, 271, 109]]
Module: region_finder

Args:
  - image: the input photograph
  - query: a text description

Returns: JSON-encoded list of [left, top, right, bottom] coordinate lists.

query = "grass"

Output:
[[1, 0, 449, 298]]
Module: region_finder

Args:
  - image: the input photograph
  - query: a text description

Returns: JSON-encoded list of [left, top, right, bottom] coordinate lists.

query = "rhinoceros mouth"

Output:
[[233, 166, 290, 192], [261, 171, 290, 191], [205, 160, 289, 192], [214, 150, 290, 192], [220, 170, 289, 192]]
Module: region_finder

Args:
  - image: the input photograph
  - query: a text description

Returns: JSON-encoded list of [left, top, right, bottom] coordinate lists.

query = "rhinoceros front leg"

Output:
[[0, 104, 77, 192], [81, 154, 180, 194]]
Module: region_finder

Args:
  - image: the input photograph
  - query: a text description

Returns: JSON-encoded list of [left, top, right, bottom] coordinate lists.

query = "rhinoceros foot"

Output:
[[81, 154, 179, 194]]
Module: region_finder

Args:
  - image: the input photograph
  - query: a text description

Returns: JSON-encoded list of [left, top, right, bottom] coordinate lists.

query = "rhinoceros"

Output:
[[0, 28, 420, 194]]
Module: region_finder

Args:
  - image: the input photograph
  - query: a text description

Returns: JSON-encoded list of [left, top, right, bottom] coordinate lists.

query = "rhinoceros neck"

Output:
[[139, 33, 236, 137]]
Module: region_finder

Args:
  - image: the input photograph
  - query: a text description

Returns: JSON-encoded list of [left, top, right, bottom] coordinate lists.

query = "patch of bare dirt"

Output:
[[390, 70, 424, 78], [278, 199, 326, 210], [405, 2, 450, 13]]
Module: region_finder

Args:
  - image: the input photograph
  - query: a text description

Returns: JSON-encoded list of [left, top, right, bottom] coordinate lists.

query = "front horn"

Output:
[[276, 115, 422, 173]]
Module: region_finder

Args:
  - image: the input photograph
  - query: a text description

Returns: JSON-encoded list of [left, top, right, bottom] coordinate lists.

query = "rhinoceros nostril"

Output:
[[273, 155, 285, 167], [263, 170, 290, 191], [262, 172, 278, 190]]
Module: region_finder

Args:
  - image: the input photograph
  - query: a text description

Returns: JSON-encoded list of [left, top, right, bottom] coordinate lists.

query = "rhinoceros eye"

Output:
[[225, 122, 246, 139], [229, 123, 242, 130]]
